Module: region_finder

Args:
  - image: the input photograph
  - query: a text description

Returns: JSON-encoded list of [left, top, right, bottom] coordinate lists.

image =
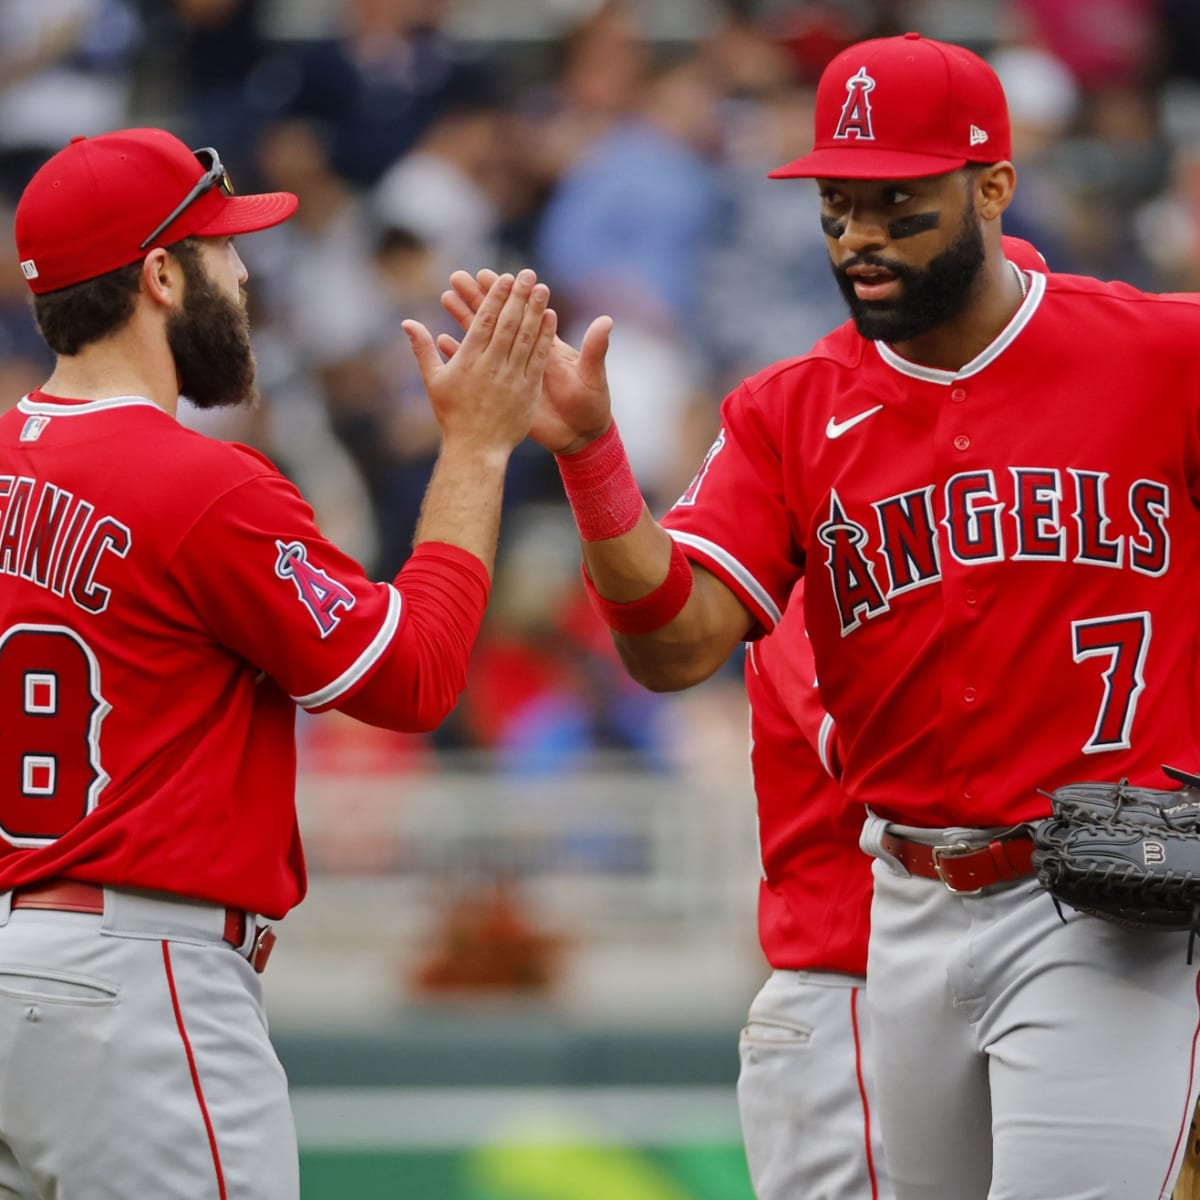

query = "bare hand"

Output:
[[403, 270, 556, 458], [439, 267, 614, 454]]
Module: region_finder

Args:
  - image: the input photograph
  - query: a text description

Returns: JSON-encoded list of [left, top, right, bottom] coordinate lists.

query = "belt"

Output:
[[9, 879, 276, 974], [880, 828, 1036, 894]]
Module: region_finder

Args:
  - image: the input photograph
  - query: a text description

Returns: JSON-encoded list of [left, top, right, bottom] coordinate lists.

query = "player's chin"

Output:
[[848, 303, 908, 341]]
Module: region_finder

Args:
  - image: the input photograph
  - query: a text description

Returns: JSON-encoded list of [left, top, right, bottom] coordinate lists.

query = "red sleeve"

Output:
[[169, 468, 489, 732], [334, 543, 490, 731], [661, 380, 801, 635]]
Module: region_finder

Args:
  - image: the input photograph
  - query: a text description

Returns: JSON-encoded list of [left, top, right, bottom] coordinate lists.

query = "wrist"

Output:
[[555, 421, 644, 541], [582, 537, 694, 635]]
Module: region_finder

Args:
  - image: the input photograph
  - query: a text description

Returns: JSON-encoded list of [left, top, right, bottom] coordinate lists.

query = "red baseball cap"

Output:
[[769, 32, 1011, 180], [14, 128, 298, 295]]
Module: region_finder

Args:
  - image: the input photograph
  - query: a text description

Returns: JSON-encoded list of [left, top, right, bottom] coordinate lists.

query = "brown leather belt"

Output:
[[9, 879, 276, 974], [880, 829, 1036, 894]]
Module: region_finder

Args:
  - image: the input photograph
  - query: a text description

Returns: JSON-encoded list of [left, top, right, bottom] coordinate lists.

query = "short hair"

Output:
[[32, 238, 201, 356]]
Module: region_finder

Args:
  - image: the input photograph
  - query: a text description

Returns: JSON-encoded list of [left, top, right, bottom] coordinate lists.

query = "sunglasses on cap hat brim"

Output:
[[139, 147, 235, 251]]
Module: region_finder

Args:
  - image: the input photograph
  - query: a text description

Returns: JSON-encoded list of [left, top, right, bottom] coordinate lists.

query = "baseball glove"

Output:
[[1031, 767, 1200, 959]]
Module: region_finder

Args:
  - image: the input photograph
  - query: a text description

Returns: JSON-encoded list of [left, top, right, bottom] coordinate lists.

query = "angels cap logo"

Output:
[[969, 124, 989, 146], [834, 67, 877, 141]]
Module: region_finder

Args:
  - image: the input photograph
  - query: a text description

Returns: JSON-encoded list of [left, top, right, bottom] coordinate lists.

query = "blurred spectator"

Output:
[[0, 193, 52, 410], [254, 0, 499, 188], [0, 0, 140, 184], [1010, 0, 1157, 91], [703, 81, 843, 387], [517, 0, 650, 196], [986, 42, 1082, 270], [536, 51, 723, 334], [535, 52, 723, 505], [1132, 141, 1200, 289], [373, 99, 516, 279], [1158, 0, 1200, 90], [154, 0, 268, 178], [771, 0, 874, 84]]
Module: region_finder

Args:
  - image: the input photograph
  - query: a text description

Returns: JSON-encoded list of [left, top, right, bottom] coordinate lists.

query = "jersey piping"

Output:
[[873, 268, 1046, 384], [17, 394, 163, 416], [668, 531, 784, 627], [818, 711, 837, 779], [291, 584, 403, 709]]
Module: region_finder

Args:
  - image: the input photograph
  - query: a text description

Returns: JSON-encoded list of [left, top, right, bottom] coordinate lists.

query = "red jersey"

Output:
[[665, 271, 1200, 828], [746, 591, 870, 973], [0, 391, 489, 917]]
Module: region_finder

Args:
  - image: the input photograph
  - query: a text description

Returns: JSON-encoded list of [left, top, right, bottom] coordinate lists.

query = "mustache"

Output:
[[833, 254, 915, 282]]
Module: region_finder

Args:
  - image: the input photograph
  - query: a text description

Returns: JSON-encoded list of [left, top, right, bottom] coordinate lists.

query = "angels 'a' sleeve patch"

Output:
[[274, 539, 355, 637]]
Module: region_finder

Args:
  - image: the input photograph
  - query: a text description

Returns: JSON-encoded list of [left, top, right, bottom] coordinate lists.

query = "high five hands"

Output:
[[402, 269, 557, 459], [439, 268, 615, 455]]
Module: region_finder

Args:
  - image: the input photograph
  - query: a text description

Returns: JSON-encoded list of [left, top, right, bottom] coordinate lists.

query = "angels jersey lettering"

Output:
[[663, 272, 1200, 828]]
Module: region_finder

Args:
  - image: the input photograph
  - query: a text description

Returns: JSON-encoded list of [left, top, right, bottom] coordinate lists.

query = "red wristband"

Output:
[[555, 423, 644, 541], [582, 538, 694, 635]]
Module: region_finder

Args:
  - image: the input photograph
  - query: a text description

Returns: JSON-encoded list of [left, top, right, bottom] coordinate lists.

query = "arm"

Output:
[[327, 269, 556, 728], [440, 270, 752, 692]]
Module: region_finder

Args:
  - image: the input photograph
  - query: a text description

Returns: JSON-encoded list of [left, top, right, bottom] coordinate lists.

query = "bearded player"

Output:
[[0, 129, 555, 1198], [447, 33, 1200, 1200]]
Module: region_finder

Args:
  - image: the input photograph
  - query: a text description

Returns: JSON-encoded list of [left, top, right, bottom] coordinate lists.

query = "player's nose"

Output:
[[837, 211, 888, 255]]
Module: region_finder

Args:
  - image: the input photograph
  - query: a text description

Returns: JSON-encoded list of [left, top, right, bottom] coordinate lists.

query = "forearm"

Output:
[[336, 543, 490, 731], [584, 519, 750, 689], [413, 439, 510, 579]]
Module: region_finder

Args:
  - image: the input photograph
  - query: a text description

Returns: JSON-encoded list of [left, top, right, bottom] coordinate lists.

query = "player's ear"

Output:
[[975, 162, 1016, 221], [139, 248, 180, 308]]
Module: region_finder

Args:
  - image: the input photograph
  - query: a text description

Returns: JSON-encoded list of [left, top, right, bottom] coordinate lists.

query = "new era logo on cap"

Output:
[[19, 260, 37, 280], [767, 32, 1012, 181]]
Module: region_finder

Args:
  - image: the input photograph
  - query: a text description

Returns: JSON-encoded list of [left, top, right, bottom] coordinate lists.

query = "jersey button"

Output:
[[953, 435, 970, 451], [951, 387, 967, 403], [964, 589, 978, 605], [963, 687, 977, 703]]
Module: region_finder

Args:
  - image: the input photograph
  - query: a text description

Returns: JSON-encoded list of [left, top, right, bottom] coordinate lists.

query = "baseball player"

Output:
[[0, 128, 554, 1199], [446, 33, 1200, 1200], [740, 582, 890, 1200]]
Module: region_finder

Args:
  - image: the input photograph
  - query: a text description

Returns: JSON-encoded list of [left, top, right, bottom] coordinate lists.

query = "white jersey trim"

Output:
[[293, 584, 403, 709], [667, 532, 784, 628], [873, 267, 1046, 384], [817, 711, 838, 780], [17, 394, 163, 417]]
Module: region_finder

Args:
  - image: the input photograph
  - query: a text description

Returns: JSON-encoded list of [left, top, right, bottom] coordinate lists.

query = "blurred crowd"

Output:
[[5, 0, 1200, 774]]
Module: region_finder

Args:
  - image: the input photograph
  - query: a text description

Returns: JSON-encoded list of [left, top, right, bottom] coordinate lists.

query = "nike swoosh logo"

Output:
[[826, 405, 884, 439]]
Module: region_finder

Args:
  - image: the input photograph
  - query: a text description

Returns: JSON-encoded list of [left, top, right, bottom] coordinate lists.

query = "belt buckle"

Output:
[[248, 925, 276, 974], [931, 842, 983, 895]]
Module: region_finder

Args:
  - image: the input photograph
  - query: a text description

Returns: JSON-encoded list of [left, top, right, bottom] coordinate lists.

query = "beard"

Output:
[[167, 253, 258, 409], [831, 204, 986, 344]]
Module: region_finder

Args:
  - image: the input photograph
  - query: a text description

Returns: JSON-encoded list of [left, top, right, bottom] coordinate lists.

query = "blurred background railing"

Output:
[[6, 0, 1200, 1193]]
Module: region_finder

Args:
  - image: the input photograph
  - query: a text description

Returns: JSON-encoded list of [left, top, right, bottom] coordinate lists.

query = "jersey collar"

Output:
[[17, 390, 162, 416], [872, 264, 1046, 385]]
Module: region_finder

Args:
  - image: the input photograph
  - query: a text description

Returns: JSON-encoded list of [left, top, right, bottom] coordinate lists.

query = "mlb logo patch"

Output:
[[19, 260, 38, 281], [20, 415, 50, 442]]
